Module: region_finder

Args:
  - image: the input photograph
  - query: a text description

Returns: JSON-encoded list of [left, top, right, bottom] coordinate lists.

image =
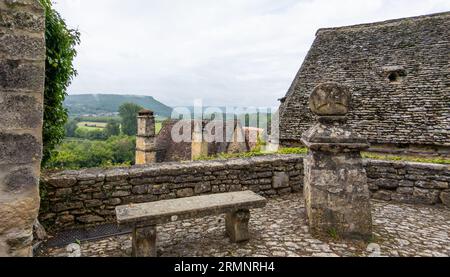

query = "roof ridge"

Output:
[[316, 11, 450, 35]]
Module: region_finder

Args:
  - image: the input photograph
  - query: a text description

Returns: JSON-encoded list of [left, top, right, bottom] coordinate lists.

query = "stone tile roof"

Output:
[[279, 12, 450, 147]]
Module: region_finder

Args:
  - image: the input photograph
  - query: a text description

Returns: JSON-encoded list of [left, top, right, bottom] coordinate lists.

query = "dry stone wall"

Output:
[[0, 0, 45, 256], [40, 155, 304, 231], [40, 155, 449, 232]]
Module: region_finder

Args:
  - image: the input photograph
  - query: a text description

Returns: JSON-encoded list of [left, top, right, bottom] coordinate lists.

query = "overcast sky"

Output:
[[55, 0, 449, 107]]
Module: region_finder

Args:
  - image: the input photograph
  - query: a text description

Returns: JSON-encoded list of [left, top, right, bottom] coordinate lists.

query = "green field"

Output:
[[77, 121, 163, 133], [77, 121, 107, 131]]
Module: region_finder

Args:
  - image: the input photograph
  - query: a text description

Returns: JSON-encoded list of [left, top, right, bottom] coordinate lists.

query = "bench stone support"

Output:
[[225, 209, 251, 242], [132, 225, 157, 257]]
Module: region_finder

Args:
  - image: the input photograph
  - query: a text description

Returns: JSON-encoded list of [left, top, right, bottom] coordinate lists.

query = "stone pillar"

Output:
[[191, 120, 208, 160], [135, 109, 156, 165], [0, 0, 45, 257], [225, 209, 251, 242], [132, 225, 157, 257], [302, 83, 373, 240]]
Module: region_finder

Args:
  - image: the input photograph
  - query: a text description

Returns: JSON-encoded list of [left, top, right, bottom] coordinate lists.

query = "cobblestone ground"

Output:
[[39, 193, 450, 257]]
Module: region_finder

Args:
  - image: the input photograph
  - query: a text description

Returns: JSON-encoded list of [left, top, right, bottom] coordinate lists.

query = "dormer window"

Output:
[[382, 66, 406, 83]]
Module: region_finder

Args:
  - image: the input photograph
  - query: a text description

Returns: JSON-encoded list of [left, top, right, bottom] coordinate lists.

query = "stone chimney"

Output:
[[191, 120, 209, 160], [302, 83, 373, 240], [135, 109, 156, 165]]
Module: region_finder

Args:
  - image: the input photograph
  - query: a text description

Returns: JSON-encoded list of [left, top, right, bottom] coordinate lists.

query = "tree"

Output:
[[64, 120, 78, 137], [40, 0, 80, 165], [119, 103, 143, 136], [105, 120, 121, 137]]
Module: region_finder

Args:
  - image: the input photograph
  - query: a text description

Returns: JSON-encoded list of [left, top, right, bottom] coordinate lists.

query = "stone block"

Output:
[[225, 210, 250, 243], [416, 180, 448, 190], [0, 8, 45, 32], [0, 33, 45, 60], [0, 132, 41, 165], [176, 188, 194, 198], [77, 215, 105, 224], [440, 190, 450, 208], [3, 165, 37, 194], [273, 172, 290, 188], [375, 178, 398, 189], [0, 93, 42, 129], [372, 190, 392, 201], [0, 60, 44, 91], [194, 183, 212, 194], [413, 188, 440, 205]]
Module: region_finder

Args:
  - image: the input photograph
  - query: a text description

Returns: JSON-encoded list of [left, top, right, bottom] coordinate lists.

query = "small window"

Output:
[[382, 66, 406, 83]]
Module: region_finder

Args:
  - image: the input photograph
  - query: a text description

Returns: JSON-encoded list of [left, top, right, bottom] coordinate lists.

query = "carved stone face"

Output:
[[309, 83, 351, 116]]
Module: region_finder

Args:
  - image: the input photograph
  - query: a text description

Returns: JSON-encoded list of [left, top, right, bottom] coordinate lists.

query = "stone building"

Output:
[[144, 119, 251, 163], [278, 12, 450, 156]]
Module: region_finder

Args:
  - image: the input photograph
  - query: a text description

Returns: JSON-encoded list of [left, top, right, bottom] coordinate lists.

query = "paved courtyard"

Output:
[[38, 193, 450, 257]]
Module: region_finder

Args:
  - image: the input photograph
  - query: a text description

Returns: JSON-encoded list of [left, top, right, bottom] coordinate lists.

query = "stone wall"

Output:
[[279, 12, 450, 150], [40, 155, 449, 232], [39, 155, 304, 231], [0, 0, 45, 256], [366, 160, 450, 206]]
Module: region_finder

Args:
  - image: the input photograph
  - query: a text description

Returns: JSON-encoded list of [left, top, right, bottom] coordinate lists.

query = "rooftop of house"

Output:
[[279, 11, 450, 147]]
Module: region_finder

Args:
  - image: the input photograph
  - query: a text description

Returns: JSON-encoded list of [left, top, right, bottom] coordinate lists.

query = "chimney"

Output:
[[191, 120, 209, 160], [135, 109, 156, 164]]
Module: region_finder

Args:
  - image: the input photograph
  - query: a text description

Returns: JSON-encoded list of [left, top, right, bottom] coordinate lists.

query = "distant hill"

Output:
[[65, 94, 173, 118]]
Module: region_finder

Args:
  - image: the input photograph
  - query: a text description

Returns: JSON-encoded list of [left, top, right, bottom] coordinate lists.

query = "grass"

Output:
[[195, 147, 448, 165], [77, 121, 107, 131], [195, 147, 308, 161], [76, 121, 163, 134], [362, 152, 450, 165]]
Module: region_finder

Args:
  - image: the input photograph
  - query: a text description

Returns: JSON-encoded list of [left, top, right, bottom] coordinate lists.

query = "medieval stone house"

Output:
[[154, 119, 249, 162], [278, 12, 450, 156]]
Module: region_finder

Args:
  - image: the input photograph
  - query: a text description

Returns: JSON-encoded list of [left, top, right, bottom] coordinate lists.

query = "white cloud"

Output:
[[54, 0, 450, 107]]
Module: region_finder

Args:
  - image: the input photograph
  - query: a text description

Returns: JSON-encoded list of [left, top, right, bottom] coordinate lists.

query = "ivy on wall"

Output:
[[40, 0, 80, 166]]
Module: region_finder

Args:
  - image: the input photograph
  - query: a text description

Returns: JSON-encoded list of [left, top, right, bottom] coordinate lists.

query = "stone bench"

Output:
[[115, 190, 267, 257]]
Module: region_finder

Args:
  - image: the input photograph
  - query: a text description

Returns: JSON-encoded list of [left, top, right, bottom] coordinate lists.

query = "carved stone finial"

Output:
[[309, 83, 351, 117]]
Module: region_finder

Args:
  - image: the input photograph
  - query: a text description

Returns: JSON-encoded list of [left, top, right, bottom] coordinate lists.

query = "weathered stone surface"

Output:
[[440, 191, 450, 208], [77, 215, 105, 224], [279, 12, 450, 150], [0, 33, 45, 60], [273, 172, 290, 188], [302, 83, 372, 240], [0, 132, 41, 165], [38, 193, 450, 258], [309, 83, 351, 116], [116, 191, 266, 226], [0, 60, 44, 91], [413, 188, 440, 205], [226, 210, 251, 243], [0, 7, 45, 32], [0, 0, 44, 257], [132, 226, 156, 257], [373, 190, 392, 201], [0, 93, 42, 129], [176, 188, 194, 198], [3, 166, 37, 194]]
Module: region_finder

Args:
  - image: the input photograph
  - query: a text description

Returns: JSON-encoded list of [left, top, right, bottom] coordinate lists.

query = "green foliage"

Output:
[[74, 128, 108, 140], [362, 153, 450, 165], [46, 136, 136, 170], [40, 0, 80, 166], [105, 121, 121, 137], [73, 116, 121, 123], [277, 147, 309, 155], [64, 119, 78, 137], [195, 147, 309, 161], [119, 103, 144, 136]]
